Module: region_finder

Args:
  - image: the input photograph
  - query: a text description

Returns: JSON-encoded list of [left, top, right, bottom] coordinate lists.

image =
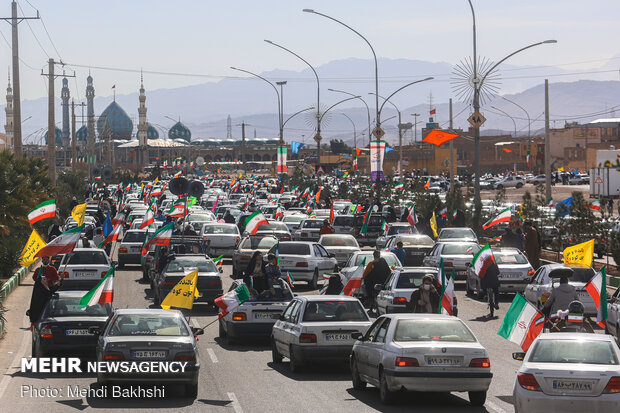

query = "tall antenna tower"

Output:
[[227, 115, 232, 138]]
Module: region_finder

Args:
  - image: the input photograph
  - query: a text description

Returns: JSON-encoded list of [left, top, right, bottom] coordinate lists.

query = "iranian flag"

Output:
[[215, 284, 251, 318], [452, 210, 458, 219], [585, 266, 608, 328], [381, 220, 388, 232], [275, 206, 284, 219], [212, 255, 224, 266], [407, 204, 418, 226], [79, 268, 114, 307], [342, 258, 366, 296], [482, 207, 511, 230], [587, 199, 601, 211], [244, 211, 268, 235], [139, 207, 155, 229], [360, 208, 372, 236], [472, 243, 495, 278], [28, 199, 57, 225], [34, 225, 83, 257], [438, 260, 455, 316], [546, 198, 554, 207], [394, 182, 404, 191], [440, 207, 447, 219], [98, 224, 122, 248], [169, 200, 187, 218], [141, 222, 173, 256], [329, 202, 334, 224], [300, 187, 310, 198], [497, 294, 545, 351]]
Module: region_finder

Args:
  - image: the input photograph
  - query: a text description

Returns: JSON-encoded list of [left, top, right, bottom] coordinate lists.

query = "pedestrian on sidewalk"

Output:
[[524, 221, 541, 269], [27, 257, 60, 327]]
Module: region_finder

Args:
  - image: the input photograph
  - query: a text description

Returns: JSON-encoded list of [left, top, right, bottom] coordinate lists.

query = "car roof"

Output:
[[278, 241, 315, 245], [125, 229, 146, 233], [537, 332, 614, 342], [492, 247, 523, 254], [320, 233, 354, 238], [400, 267, 439, 272], [297, 295, 361, 302], [381, 313, 460, 321], [114, 308, 183, 316], [71, 248, 105, 252], [542, 263, 592, 270]]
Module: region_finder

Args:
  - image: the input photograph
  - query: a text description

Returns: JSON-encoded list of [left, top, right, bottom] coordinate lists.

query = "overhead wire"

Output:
[[17, 1, 49, 59]]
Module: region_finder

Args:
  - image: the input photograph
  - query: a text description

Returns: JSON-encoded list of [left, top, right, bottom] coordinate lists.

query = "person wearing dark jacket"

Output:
[[244, 251, 267, 292], [324, 274, 344, 295], [27, 257, 60, 325], [480, 261, 501, 312], [223, 211, 235, 224], [406, 275, 440, 313], [363, 251, 391, 312]]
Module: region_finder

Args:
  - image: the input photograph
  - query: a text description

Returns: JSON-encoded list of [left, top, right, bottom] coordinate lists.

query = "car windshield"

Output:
[[122, 232, 146, 243], [302, 300, 368, 322], [44, 296, 108, 317], [396, 272, 432, 288], [394, 319, 476, 342], [442, 243, 480, 255], [333, 216, 354, 226], [399, 235, 434, 247], [166, 258, 217, 273], [202, 225, 238, 235], [494, 251, 528, 265], [108, 314, 189, 336], [278, 243, 310, 255], [440, 228, 476, 239], [240, 236, 278, 250], [187, 214, 213, 222], [66, 251, 108, 265], [302, 220, 323, 229], [388, 226, 413, 235], [321, 237, 358, 247], [529, 339, 618, 365]]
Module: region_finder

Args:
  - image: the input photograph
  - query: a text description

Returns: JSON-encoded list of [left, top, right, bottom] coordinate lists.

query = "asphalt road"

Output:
[[0, 250, 553, 413]]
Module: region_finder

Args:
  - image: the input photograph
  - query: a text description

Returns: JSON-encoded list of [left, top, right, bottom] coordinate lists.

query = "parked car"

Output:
[[423, 242, 481, 280], [271, 295, 373, 372], [57, 248, 113, 290], [94, 309, 203, 397], [232, 235, 279, 278], [385, 234, 434, 266], [512, 333, 620, 412], [117, 229, 146, 268], [465, 248, 535, 296], [495, 175, 525, 189], [529, 174, 546, 185], [318, 234, 361, 268], [268, 241, 338, 289], [200, 222, 240, 258], [350, 314, 492, 405], [569, 173, 589, 185]]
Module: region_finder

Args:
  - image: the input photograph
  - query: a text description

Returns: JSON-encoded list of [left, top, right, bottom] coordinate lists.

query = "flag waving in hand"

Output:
[[585, 266, 608, 328], [498, 294, 544, 351], [215, 284, 251, 318], [160, 269, 200, 310], [79, 267, 114, 308], [28, 199, 57, 225]]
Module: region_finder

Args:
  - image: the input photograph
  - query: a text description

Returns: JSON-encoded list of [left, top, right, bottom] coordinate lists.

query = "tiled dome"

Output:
[[168, 121, 191, 142], [96, 101, 133, 140], [44, 127, 63, 147], [147, 123, 159, 140]]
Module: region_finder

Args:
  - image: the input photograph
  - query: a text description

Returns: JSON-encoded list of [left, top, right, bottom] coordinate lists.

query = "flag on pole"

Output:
[[71, 202, 87, 226], [99, 223, 122, 248], [285, 271, 295, 287], [79, 267, 114, 308], [27, 199, 57, 225], [407, 204, 418, 226], [438, 261, 455, 316], [430, 211, 438, 238], [212, 255, 224, 266], [244, 211, 269, 235], [102, 212, 113, 236], [472, 244, 495, 279], [35, 225, 83, 257], [160, 269, 200, 310], [381, 220, 388, 232], [587, 199, 601, 210], [563, 239, 594, 267], [211, 195, 220, 213], [497, 294, 545, 351], [546, 198, 554, 207], [19, 229, 46, 266], [139, 206, 155, 229], [275, 206, 284, 220], [215, 284, 251, 318], [141, 222, 173, 256], [360, 208, 372, 236], [482, 207, 511, 230], [394, 182, 404, 191], [300, 187, 310, 198], [277, 146, 287, 173], [370, 140, 386, 182], [440, 207, 447, 219], [342, 258, 366, 296], [585, 266, 608, 328]]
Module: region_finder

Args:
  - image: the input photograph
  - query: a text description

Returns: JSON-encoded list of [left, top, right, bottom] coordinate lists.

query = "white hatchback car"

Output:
[[513, 333, 620, 412], [350, 313, 492, 405], [58, 248, 112, 290], [271, 295, 372, 372]]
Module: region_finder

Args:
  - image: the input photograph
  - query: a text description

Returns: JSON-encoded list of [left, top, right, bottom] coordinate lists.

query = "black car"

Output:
[[148, 236, 206, 287], [32, 291, 112, 357], [351, 213, 385, 247]]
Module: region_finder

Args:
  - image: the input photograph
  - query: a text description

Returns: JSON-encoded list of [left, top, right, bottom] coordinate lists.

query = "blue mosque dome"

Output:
[[44, 127, 64, 147], [76, 125, 88, 142], [96, 101, 133, 140], [168, 121, 191, 142], [147, 123, 159, 140]]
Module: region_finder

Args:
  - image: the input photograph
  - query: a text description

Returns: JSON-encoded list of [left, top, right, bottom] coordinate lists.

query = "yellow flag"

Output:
[[160, 269, 200, 310], [19, 229, 46, 266], [430, 211, 438, 238], [563, 239, 594, 267], [71, 202, 87, 226], [154, 177, 159, 184]]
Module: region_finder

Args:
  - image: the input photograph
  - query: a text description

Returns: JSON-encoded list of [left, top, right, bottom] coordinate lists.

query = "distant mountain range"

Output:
[[5, 56, 620, 146]]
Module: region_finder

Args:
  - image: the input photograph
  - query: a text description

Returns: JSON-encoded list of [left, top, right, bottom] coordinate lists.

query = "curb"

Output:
[[0, 264, 32, 336]]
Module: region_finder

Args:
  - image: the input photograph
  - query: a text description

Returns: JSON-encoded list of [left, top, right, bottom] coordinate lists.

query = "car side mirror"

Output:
[[191, 327, 204, 336], [89, 326, 101, 336], [351, 332, 364, 341], [512, 352, 526, 361], [374, 283, 383, 292]]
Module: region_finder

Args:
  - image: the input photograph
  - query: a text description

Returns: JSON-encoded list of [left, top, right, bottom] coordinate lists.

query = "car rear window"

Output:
[[283, 215, 305, 223], [388, 226, 413, 235], [396, 272, 431, 288], [262, 222, 288, 231], [122, 232, 146, 243], [45, 297, 108, 317], [399, 235, 434, 247], [202, 225, 238, 235], [333, 216, 354, 226], [394, 319, 476, 342], [567, 268, 596, 282], [354, 215, 383, 227], [529, 339, 618, 365], [240, 236, 278, 250], [495, 252, 528, 265], [439, 228, 476, 239], [278, 243, 310, 255], [442, 243, 480, 255], [166, 258, 217, 273], [321, 236, 357, 247], [108, 314, 189, 336], [302, 300, 368, 322], [302, 220, 323, 229], [67, 251, 108, 265]]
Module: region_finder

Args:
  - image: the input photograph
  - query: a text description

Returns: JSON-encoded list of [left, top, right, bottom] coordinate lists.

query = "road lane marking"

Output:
[[227, 391, 244, 413], [206, 348, 218, 363], [191, 318, 200, 328], [0, 315, 30, 400], [486, 399, 508, 413]]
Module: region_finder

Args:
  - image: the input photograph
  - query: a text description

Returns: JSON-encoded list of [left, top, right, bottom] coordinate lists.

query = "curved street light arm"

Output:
[[491, 106, 517, 137], [480, 41, 557, 86], [467, 0, 477, 82], [319, 96, 360, 123], [329, 88, 372, 141], [502, 96, 531, 138], [369, 92, 399, 114], [378, 77, 433, 122], [283, 106, 315, 128], [230, 66, 281, 130]]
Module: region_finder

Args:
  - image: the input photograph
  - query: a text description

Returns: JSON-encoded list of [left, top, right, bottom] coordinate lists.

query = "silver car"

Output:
[[117, 229, 146, 267], [200, 222, 240, 258], [94, 309, 203, 397], [319, 234, 360, 268], [268, 241, 338, 289], [423, 241, 481, 280], [331, 214, 355, 235], [375, 268, 441, 315], [375, 223, 415, 249], [465, 248, 534, 296], [607, 287, 620, 346], [293, 218, 324, 241], [281, 214, 306, 232], [350, 313, 492, 405], [436, 227, 478, 243], [513, 333, 620, 412], [231, 235, 278, 278], [340, 251, 403, 286]]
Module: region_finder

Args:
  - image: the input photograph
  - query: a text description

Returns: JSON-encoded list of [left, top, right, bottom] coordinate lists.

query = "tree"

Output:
[[329, 139, 352, 155], [56, 171, 87, 219], [556, 191, 600, 251]]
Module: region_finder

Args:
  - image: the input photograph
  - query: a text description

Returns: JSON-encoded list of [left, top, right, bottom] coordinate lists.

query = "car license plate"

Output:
[[426, 356, 461, 366], [131, 246, 141, 252], [499, 273, 519, 279], [75, 271, 95, 277], [325, 333, 350, 341], [577, 291, 589, 299], [65, 329, 90, 336], [132, 351, 166, 359], [253, 312, 279, 320], [552, 379, 593, 392]]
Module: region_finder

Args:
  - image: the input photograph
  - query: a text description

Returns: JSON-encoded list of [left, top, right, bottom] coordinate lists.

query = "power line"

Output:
[[17, 1, 49, 58], [0, 27, 38, 70]]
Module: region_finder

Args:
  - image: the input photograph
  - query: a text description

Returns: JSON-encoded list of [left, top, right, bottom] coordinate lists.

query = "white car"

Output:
[[375, 268, 442, 315], [318, 234, 360, 268], [58, 248, 112, 290], [200, 223, 240, 258], [271, 295, 372, 372], [293, 218, 325, 241], [281, 214, 306, 232], [607, 286, 620, 346], [340, 251, 402, 296], [267, 241, 338, 289], [513, 333, 620, 412], [495, 175, 525, 189], [350, 313, 492, 405]]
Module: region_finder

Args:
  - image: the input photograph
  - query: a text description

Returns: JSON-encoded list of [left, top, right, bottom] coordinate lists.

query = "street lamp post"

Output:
[[328, 88, 371, 149], [411, 113, 420, 143], [276, 81, 287, 144], [503, 96, 532, 170], [491, 106, 517, 138], [341, 113, 356, 151]]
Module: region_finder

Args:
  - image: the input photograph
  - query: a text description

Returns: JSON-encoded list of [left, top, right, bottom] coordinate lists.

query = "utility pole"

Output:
[[0, 2, 39, 159], [449, 98, 455, 188], [412, 113, 420, 143], [237, 122, 249, 173], [584, 123, 589, 172], [42, 60, 75, 186], [71, 100, 76, 172], [544, 79, 551, 200]]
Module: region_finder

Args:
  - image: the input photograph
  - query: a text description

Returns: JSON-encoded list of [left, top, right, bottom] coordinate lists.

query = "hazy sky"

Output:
[[0, 0, 618, 101]]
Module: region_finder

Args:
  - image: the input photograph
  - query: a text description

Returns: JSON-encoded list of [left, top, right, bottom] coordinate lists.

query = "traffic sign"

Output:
[[313, 133, 322, 143], [467, 111, 486, 128], [595, 176, 604, 184], [372, 126, 385, 139], [316, 165, 325, 175]]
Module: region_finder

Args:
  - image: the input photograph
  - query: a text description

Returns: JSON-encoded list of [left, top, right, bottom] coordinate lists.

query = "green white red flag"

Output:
[[141, 222, 173, 256], [482, 207, 511, 230], [79, 267, 114, 307], [139, 206, 155, 229], [34, 225, 83, 257], [438, 260, 455, 316], [215, 284, 251, 318], [342, 258, 365, 296], [360, 208, 372, 236], [98, 224, 122, 248], [28, 199, 57, 225], [587, 199, 601, 211], [407, 204, 418, 226], [244, 211, 268, 235], [585, 266, 608, 328], [497, 294, 545, 351], [472, 243, 495, 278]]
